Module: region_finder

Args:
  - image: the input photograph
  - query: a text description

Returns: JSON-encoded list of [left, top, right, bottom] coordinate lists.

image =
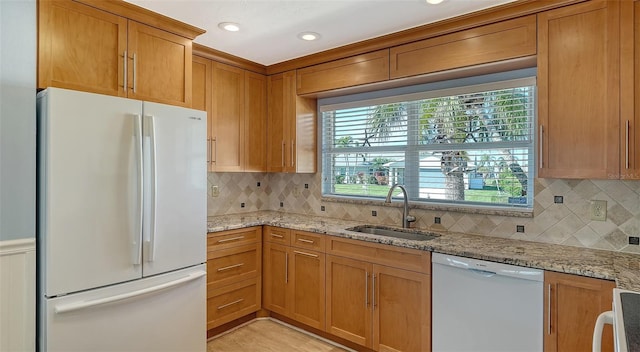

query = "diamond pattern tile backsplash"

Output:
[[208, 172, 640, 253]]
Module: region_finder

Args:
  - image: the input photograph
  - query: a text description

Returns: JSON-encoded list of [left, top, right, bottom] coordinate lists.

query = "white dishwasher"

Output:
[[432, 253, 544, 352]]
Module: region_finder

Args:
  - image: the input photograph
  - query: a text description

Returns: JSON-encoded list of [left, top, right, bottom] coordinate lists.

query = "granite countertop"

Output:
[[208, 211, 640, 291]]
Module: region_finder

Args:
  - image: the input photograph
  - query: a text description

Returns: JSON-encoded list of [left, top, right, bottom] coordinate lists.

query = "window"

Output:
[[320, 77, 536, 209]]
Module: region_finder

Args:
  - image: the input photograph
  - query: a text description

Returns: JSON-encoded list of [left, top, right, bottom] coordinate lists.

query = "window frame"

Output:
[[319, 72, 537, 214]]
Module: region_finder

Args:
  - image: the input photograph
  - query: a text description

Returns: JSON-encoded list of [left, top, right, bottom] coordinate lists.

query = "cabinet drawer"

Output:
[[264, 226, 291, 245], [207, 243, 261, 287], [207, 276, 261, 330], [207, 226, 261, 252], [291, 230, 325, 251], [296, 49, 390, 95], [390, 15, 536, 79], [328, 237, 430, 274]]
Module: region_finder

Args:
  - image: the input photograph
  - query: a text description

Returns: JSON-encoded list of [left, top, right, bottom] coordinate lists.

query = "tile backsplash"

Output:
[[208, 172, 640, 253]]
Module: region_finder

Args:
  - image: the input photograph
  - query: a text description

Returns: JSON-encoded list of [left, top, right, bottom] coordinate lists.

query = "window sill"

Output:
[[321, 194, 534, 218]]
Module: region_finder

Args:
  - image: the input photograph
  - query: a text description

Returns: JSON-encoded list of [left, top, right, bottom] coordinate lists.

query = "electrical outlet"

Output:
[[371, 210, 377, 217], [211, 185, 219, 197], [434, 217, 441, 224], [630, 236, 640, 245], [590, 200, 607, 221], [516, 225, 525, 233], [292, 187, 301, 197]]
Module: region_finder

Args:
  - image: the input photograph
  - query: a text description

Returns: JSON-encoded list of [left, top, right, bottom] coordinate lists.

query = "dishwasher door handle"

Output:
[[468, 268, 497, 277]]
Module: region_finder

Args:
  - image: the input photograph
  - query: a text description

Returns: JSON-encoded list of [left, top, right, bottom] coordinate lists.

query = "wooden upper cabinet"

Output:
[[127, 21, 192, 107], [267, 71, 317, 173], [38, 0, 201, 107], [211, 62, 245, 172], [38, 0, 127, 97], [620, 0, 640, 179], [537, 0, 620, 179], [389, 15, 536, 79], [192, 55, 214, 171], [544, 271, 615, 352], [296, 49, 390, 95], [195, 55, 267, 173], [244, 72, 268, 172]]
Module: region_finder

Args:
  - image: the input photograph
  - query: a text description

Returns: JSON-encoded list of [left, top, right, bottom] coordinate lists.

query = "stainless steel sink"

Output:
[[346, 225, 439, 241]]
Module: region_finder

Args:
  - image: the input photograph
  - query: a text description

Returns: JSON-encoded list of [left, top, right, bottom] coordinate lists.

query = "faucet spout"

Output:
[[385, 184, 416, 228]]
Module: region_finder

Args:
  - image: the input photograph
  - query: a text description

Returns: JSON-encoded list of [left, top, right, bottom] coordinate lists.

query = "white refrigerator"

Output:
[[37, 88, 207, 352]]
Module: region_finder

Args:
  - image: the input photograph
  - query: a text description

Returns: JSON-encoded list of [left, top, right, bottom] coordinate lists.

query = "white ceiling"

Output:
[[125, 0, 518, 66]]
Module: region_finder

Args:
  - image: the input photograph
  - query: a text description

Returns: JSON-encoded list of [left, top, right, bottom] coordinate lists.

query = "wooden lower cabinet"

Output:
[[207, 276, 261, 330], [263, 231, 326, 330], [206, 227, 262, 331], [326, 255, 430, 352], [544, 271, 616, 352]]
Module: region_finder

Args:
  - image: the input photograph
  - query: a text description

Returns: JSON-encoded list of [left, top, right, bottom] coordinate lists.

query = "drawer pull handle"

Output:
[[293, 250, 318, 258], [297, 238, 314, 244], [217, 236, 245, 243], [217, 263, 244, 272], [217, 299, 244, 310], [271, 234, 284, 239]]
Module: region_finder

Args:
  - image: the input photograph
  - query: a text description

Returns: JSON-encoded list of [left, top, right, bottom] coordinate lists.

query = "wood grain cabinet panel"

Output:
[[263, 228, 326, 330], [537, 0, 620, 179], [544, 271, 615, 352], [326, 238, 430, 351], [267, 71, 317, 173], [296, 49, 390, 95], [38, 0, 127, 97], [620, 0, 640, 179], [244, 72, 268, 172], [127, 21, 192, 107], [389, 15, 536, 79], [192, 56, 214, 171], [38, 0, 195, 107], [211, 62, 245, 171], [207, 277, 261, 330], [193, 57, 267, 172], [206, 227, 262, 331]]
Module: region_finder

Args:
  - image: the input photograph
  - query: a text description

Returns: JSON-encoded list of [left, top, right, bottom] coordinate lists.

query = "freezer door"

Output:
[[141, 102, 207, 276], [42, 264, 206, 352], [38, 88, 144, 297]]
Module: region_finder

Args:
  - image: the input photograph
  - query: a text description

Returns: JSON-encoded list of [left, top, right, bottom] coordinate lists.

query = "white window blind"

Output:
[[321, 77, 536, 209]]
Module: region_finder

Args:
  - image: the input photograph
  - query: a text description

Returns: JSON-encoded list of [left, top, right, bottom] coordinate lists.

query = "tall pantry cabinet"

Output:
[[38, 0, 201, 107]]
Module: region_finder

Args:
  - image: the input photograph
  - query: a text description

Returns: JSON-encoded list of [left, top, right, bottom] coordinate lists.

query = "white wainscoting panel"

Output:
[[0, 239, 35, 352]]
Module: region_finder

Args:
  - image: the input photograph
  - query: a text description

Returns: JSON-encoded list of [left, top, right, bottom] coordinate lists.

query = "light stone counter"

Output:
[[208, 211, 640, 291]]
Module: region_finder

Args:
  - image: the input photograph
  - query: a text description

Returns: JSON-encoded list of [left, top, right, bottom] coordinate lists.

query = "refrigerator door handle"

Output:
[[133, 114, 143, 265], [144, 114, 157, 262], [54, 271, 206, 314]]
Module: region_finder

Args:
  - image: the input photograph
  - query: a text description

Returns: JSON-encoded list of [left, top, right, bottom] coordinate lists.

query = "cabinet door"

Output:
[[38, 0, 127, 97], [291, 73, 317, 174], [537, 0, 620, 178], [267, 73, 288, 172], [244, 71, 267, 172], [544, 271, 615, 352], [296, 49, 390, 95], [326, 255, 372, 348], [373, 265, 430, 352], [127, 21, 192, 107], [211, 62, 245, 171], [621, 0, 640, 179], [262, 242, 289, 316], [192, 56, 213, 171], [290, 248, 325, 330]]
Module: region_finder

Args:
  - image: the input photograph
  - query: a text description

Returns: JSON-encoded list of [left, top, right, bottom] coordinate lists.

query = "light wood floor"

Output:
[[207, 319, 350, 352]]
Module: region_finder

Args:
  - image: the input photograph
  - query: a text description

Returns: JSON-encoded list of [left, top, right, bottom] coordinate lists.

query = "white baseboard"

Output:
[[0, 238, 36, 352]]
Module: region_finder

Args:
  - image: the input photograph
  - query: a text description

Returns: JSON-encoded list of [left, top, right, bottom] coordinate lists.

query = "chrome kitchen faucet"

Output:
[[385, 184, 416, 228]]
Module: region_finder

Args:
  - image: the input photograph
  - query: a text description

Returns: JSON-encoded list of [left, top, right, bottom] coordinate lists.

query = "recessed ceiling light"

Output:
[[426, 0, 445, 4], [218, 22, 240, 32], [297, 32, 321, 41]]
